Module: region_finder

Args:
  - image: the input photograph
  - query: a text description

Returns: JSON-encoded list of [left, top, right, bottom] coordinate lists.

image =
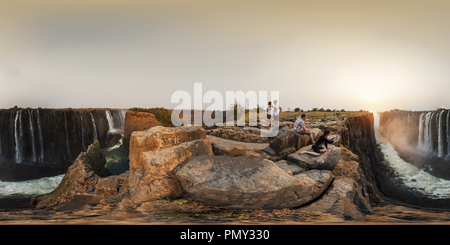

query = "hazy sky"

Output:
[[1, 0, 450, 112]]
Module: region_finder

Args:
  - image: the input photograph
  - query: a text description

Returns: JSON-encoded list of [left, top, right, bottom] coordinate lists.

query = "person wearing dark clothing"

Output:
[[300, 130, 339, 156]]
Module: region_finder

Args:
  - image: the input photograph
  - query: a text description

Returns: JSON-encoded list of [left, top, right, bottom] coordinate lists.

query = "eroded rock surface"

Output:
[[174, 155, 333, 209]]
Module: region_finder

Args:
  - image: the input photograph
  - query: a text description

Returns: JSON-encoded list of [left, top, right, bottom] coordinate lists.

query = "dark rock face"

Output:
[[340, 114, 386, 205], [0, 108, 125, 181]]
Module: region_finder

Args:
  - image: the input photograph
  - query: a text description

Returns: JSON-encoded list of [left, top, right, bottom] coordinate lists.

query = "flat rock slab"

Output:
[[287, 144, 341, 171], [274, 160, 305, 175], [174, 155, 333, 209], [300, 177, 373, 220], [207, 135, 269, 157]]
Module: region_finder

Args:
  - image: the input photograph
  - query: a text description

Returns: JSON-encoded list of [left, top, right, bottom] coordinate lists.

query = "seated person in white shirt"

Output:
[[293, 114, 315, 144]]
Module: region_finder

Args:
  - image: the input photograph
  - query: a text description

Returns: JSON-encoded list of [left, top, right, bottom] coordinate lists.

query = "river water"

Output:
[[374, 112, 450, 199], [0, 174, 64, 198]]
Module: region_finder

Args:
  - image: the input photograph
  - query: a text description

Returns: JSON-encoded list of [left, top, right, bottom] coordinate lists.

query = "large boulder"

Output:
[[129, 126, 207, 170], [123, 126, 213, 206], [287, 144, 341, 170], [120, 111, 160, 153], [300, 177, 373, 220], [269, 127, 321, 154], [173, 155, 333, 209]]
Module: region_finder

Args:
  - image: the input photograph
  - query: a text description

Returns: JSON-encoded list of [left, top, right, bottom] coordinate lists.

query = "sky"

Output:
[[1, 0, 450, 112]]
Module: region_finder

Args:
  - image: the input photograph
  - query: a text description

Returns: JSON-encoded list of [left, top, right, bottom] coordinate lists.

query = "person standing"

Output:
[[267, 101, 273, 130], [273, 100, 282, 127]]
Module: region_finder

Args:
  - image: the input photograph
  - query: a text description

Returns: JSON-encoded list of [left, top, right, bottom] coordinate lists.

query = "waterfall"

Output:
[[64, 112, 71, 159], [424, 112, 432, 153], [80, 114, 86, 151], [105, 110, 115, 133], [448, 110, 450, 157], [14, 111, 21, 163], [36, 110, 44, 162], [438, 110, 445, 157], [90, 112, 98, 142], [28, 110, 37, 162], [418, 112, 425, 148]]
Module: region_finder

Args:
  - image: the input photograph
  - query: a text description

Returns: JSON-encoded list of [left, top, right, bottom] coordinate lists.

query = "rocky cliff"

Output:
[[340, 114, 386, 205], [0, 108, 125, 181], [30, 113, 405, 221]]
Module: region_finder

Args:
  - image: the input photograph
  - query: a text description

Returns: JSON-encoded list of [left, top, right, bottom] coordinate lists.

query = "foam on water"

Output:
[[0, 174, 64, 198], [374, 112, 450, 199]]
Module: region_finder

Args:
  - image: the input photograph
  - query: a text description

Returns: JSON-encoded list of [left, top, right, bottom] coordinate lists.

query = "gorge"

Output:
[[0, 108, 126, 182], [2, 108, 450, 216]]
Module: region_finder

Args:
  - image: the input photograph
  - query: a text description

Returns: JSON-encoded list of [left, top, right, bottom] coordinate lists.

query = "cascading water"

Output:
[[80, 114, 86, 151], [14, 111, 22, 163], [374, 112, 450, 199], [438, 110, 445, 157], [416, 110, 450, 157], [90, 112, 98, 142], [36, 110, 44, 162], [418, 113, 424, 149], [28, 110, 37, 162], [105, 110, 115, 133], [64, 112, 71, 159]]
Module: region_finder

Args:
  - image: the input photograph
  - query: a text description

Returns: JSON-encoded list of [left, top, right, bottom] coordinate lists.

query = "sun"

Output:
[[364, 92, 376, 102]]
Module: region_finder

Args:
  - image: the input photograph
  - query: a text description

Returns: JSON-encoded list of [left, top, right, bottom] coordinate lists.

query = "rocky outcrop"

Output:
[[207, 126, 270, 143], [173, 155, 333, 209], [121, 126, 213, 206], [207, 135, 268, 158], [269, 127, 321, 154], [300, 177, 373, 220], [287, 144, 341, 170], [340, 114, 386, 205], [120, 110, 160, 153], [31, 142, 128, 210]]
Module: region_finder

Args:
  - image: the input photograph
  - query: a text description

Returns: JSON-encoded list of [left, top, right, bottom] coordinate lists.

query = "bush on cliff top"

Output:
[[129, 107, 173, 127]]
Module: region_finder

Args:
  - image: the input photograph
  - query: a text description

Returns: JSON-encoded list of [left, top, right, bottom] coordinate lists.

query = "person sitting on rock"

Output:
[[300, 129, 339, 156], [294, 114, 315, 144]]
